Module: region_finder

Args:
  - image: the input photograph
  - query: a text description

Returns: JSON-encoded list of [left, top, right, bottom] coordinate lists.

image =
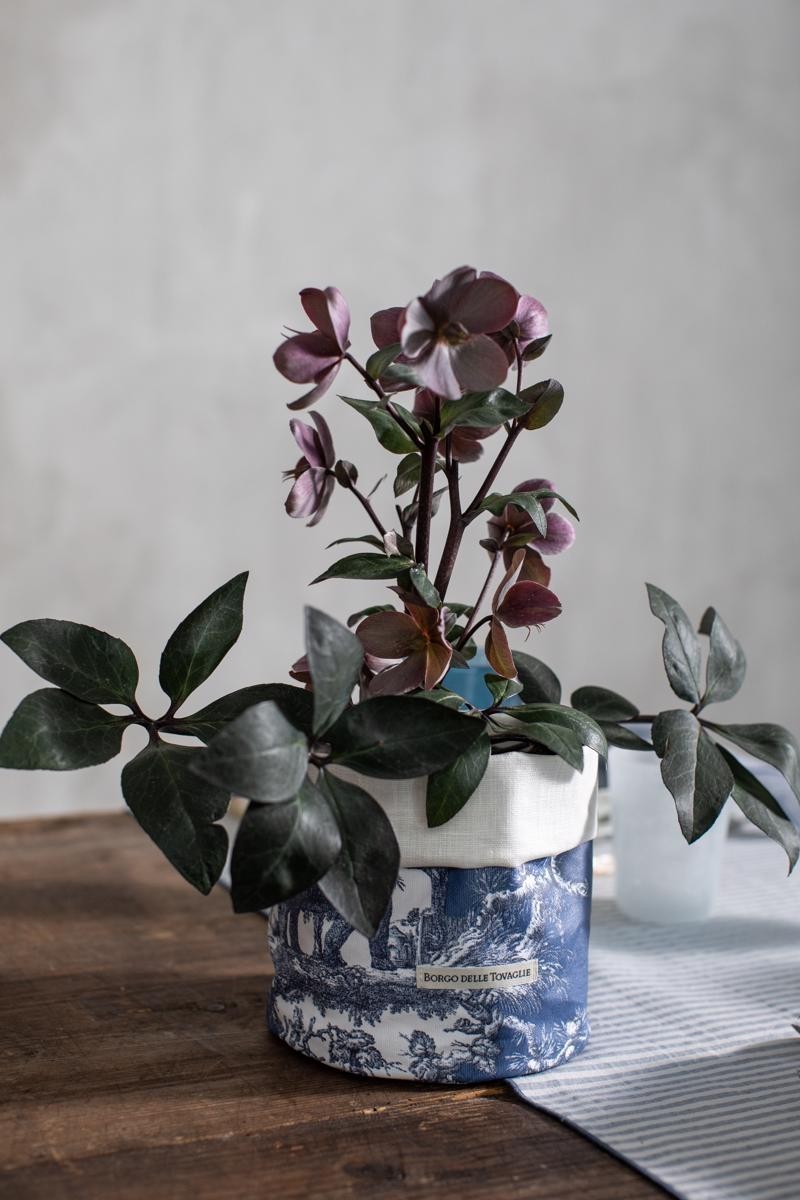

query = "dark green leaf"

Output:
[[381, 361, 421, 389], [393, 453, 422, 497], [412, 689, 465, 709], [513, 650, 562, 704], [485, 674, 524, 706], [716, 744, 799, 870], [229, 780, 342, 912], [163, 683, 313, 741], [326, 534, 385, 550], [528, 489, 580, 521], [327, 696, 483, 778], [426, 730, 491, 827], [346, 604, 394, 629], [518, 379, 564, 430], [510, 704, 607, 758], [318, 771, 400, 937], [521, 335, 551, 362], [192, 701, 307, 803], [311, 553, 414, 585], [121, 742, 229, 894], [0, 689, 128, 770], [646, 583, 703, 705], [602, 722, 652, 751], [159, 572, 248, 710], [511, 722, 585, 770], [479, 492, 547, 537], [571, 686, 639, 723], [341, 396, 420, 455], [702, 721, 800, 805], [699, 607, 746, 708], [1, 619, 139, 706], [305, 607, 363, 736], [402, 485, 446, 529], [439, 388, 531, 432], [366, 343, 402, 380], [408, 565, 441, 608], [652, 710, 733, 842]]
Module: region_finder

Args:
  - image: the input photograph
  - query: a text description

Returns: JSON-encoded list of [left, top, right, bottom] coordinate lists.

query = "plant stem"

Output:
[[464, 421, 524, 514], [347, 481, 388, 538], [456, 550, 502, 648], [415, 430, 438, 569]]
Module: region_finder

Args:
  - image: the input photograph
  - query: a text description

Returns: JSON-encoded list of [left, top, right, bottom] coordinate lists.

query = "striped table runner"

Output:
[[511, 832, 800, 1199]]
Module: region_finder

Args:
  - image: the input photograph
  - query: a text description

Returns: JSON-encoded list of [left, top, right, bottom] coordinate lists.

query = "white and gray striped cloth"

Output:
[[511, 831, 800, 1200]]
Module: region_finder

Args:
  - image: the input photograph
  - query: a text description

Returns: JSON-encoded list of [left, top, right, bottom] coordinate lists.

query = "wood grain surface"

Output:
[[0, 813, 666, 1199]]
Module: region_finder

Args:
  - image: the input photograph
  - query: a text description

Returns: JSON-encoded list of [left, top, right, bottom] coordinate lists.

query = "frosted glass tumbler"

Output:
[[609, 746, 730, 923]]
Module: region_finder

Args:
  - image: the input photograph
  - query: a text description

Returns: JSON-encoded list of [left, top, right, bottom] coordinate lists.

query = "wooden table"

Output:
[[1, 814, 665, 1199]]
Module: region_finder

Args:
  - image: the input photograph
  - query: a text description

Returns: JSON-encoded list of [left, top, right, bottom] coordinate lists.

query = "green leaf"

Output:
[[652, 710, 733, 842], [326, 534, 385, 550], [311, 553, 414, 585], [602, 722, 653, 751], [341, 396, 420, 455], [479, 492, 548, 537], [229, 780, 342, 912], [513, 722, 585, 770], [318, 771, 400, 937], [528, 489, 580, 521], [571, 686, 639, 723], [366, 342, 402, 380], [513, 650, 562, 704], [426, 730, 491, 827], [698, 607, 746, 708], [408, 565, 442, 608], [327, 696, 483, 778], [510, 704, 607, 759], [702, 721, 800, 805], [121, 742, 229, 894], [518, 379, 564, 430], [305, 607, 363, 736], [159, 572, 248, 710], [715, 745, 799, 871], [0, 689, 128, 770], [1, 619, 139, 706], [485, 674, 524, 706], [164, 683, 313, 742], [646, 583, 703, 705], [346, 604, 394, 629], [439, 388, 531, 432], [192, 701, 308, 803], [393, 453, 421, 497], [412, 689, 466, 709]]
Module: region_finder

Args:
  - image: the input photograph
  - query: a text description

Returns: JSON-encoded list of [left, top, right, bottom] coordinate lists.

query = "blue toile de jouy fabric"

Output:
[[267, 839, 593, 1082]]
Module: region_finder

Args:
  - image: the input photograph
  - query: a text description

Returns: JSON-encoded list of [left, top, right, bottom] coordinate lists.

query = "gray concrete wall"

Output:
[[1, 0, 798, 817]]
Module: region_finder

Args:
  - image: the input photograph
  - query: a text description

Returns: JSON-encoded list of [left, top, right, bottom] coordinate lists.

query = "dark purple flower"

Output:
[[413, 389, 493, 463], [357, 602, 453, 695], [485, 550, 562, 679], [494, 293, 550, 364], [283, 412, 335, 525], [486, 477, 575, 578], [274, 287, 351, 410], [399, 267, 519, 400]]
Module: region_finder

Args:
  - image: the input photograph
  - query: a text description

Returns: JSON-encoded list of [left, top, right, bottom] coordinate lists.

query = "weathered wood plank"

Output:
[[0, 814, 664, 1198]]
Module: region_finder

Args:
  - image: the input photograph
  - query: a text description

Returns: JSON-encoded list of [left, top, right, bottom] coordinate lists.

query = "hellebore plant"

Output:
[[1, 266, 798, 941]]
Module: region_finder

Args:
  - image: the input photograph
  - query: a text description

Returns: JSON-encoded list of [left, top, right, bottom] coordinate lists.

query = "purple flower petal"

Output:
[[496, 581, 562, 628], [450, 334, 510, 392], [429, 267, 477, 306], [307, 473, 335, 526], [368, 652, 428, 696], [300, 286, 350, 350], [274, 332, 340, 384], [285, 467, 328, 519], [413, 341, 461, 400], [423, 641, 452, 690], [400, 298, 435, 358], [514, 295, 549, 345], [286, 362, 341, 411], [309, 411, 335, 467], [371, 306, 404, 349], [357, 611, 418, 658], [536, 512, 576, 555], [485, 618, 516, 679], [517, 549, 552, 586], [451, 274, 519, 333], [289, 418, 324, 467]]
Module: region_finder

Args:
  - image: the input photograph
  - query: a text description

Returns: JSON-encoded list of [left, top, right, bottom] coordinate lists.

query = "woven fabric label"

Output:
[[416, 960, 539, 991]]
